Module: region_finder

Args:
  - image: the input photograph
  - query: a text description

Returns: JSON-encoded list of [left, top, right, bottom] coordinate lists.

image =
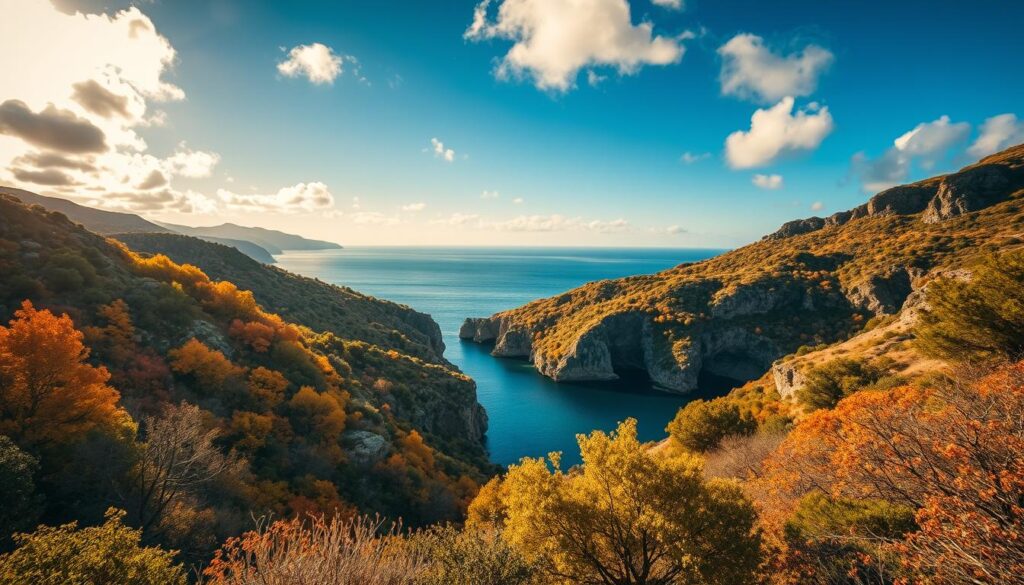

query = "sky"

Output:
[[1, 0, 1023, 247]]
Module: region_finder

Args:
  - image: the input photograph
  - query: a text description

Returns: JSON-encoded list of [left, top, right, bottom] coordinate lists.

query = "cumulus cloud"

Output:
[[852, 115, 970, 192], [752, 173, 783, 190], [464, 0, 689, 92], [0, 100, 108, 153], [512, 197, 524, 204], [651, 0, 683, 10], [967, 113, 1024, 159], [480, 190, 500, 199], [11, 167, 78, 186], [430, 138, 456, 162], [718, 34, 833, 103], [137, 169, 168, 190], [71, 79, 131, 118], [725, 97, 833, 169], [12, 151, 97, 172], [666, 224, 685, 234], [217, 182, 335, 213], [277, 43, 346, 85], [679, 151, 710, 164], [163, 144, 220, 178], [401, 202, 427, 212]]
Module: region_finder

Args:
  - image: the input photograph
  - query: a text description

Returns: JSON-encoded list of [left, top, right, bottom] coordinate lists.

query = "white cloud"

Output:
[[810, 201, 824, 211], [430, 138, 456, 162], [464, 0, 689, 92], [480, 190, 500, 199], [666, 224, 685, 234], [218, 182, 335, 213], [752, 173, 783, 190], [651, 0, 683, 10], [679, 151, 710, 164], [277, 43, 346, 85], [852, 115, 970, 192], [725, 97, 833, 169], [512, 197, 524, 204], [586, 70, 607, 87], [163, 143, 220, 178], [718, 34, 833, 103], [431, 212, 628, 233], [967, 113, 1024, 159], [0, 1, 236, 214], [401, 202, 426, 212]]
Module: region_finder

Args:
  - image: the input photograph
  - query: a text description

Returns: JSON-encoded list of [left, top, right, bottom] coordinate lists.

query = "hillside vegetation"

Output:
[[0, 194, 491, 568], [462, 144, 1024, 396]]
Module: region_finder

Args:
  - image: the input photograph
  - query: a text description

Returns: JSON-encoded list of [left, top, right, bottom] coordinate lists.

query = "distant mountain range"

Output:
[[0, 187, 341, 263]]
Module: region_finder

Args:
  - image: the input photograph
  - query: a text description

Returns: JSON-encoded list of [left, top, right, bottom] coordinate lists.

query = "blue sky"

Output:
[[2, 0, 1023, 246]]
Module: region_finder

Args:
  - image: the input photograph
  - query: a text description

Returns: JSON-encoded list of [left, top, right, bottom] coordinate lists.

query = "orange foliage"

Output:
[[228, 319, 275, 353], [759, 362, 1024, 584], [0, 301, 128, 447], [247, 367, 289, 409], [168, 338, 246, 393], [287, 386, 347, 447]]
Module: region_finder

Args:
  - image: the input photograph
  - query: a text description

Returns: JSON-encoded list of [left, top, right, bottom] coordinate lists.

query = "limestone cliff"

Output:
[[462, 144, 1024, 395]]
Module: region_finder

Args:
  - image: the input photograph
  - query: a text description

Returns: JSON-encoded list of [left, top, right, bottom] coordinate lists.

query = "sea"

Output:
[[275, 246, 725, 466]]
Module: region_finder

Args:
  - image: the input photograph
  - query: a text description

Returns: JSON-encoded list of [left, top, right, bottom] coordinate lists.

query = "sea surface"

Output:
[[276, 246, 725, 466]]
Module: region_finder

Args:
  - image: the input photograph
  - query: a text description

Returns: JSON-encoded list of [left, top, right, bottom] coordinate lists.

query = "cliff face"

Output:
[[462, 144, 1024, 395]]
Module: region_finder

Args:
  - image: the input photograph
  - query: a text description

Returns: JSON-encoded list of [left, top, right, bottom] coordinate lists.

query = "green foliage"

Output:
[[0, 437, 40, 546], [0, 508, 187, 585], [410, 526, 538, 585], [916, 249, 1024, 363], [797, 358, 885, 411], [667, 398, 756, 452]]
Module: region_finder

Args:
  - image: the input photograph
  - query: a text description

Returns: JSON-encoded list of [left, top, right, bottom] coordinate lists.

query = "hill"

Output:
[[0, 194, 492, 554], [157, 221, 342, 254], [461, 143, 1024, 396], [115, 232, 448, 365], [0, 186, 170, 234]]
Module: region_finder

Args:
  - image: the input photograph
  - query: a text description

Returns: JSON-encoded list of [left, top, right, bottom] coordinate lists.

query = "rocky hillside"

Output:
[[462, 144, 1024, 394]]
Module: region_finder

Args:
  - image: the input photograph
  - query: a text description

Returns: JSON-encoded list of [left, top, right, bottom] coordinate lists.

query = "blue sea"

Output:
[[275, 247, 725, 466]]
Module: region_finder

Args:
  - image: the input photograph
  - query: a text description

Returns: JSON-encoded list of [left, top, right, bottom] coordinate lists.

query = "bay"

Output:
[[276, 246, 725, 466]]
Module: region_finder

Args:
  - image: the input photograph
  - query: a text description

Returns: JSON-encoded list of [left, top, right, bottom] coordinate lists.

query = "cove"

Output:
[[275, 246, 725, 466]]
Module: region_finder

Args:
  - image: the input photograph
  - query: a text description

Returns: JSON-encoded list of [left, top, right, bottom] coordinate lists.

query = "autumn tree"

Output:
[[666, 398, 756, 452], [500, 418, 762, 585], [168, 338, 246, 396], [411, 525, 538, 585], [131, 402, 236, 535], [0, 508, 186, 585], [0, 301, 128, 448], [916, 249, 1024, 363]]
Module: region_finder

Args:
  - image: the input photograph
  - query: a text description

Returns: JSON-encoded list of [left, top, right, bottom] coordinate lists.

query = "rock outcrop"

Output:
[[462, 143, 1024, 397]]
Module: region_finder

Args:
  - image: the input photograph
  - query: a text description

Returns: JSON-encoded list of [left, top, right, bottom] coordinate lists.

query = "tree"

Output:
[[0, 508, 186, 585], [168, 338, 246, 395], [0, 301, 128, 448], [796, 358, 884, 411], [132, 403, 235, 535], [666, 399, 756, 452], [916, 249, 1024, 363], [0, 436, 40, 544], [500, 419, 762, 585]]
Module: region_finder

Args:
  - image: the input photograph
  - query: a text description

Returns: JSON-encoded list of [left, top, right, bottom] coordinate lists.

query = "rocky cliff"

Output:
[[462, 144, 1024, 395]]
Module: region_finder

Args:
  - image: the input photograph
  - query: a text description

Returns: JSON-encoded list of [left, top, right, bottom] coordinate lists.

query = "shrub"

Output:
[[667, 399, 756, 452], [796, 358, 884, 411], [0, 508, 186, 585], [916, 249, 1024, 363]]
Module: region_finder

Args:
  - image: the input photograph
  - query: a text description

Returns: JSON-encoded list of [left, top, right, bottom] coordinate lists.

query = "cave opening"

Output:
[[699, 351, 769, 394]]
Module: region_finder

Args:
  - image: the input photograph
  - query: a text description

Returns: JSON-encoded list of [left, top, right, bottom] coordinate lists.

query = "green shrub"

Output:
[[667, 399, 756, 452], [797, 358, 884, 411]]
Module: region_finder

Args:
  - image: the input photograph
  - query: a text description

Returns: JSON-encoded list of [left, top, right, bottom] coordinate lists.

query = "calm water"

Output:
[[276, 247, 724, 466]]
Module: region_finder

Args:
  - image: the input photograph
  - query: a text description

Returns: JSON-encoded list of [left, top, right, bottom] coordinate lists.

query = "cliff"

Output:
[[462, 144, 1024, 395]]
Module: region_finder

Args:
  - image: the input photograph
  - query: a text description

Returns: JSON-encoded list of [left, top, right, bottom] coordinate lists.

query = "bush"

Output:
[[410, 525, 537, 585], [796, 358, 884, 411], [916, 249, 1024, 363], [0, 436, 40, 545], [0, 508, 186, 585], [667, 399, 756, 452]]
